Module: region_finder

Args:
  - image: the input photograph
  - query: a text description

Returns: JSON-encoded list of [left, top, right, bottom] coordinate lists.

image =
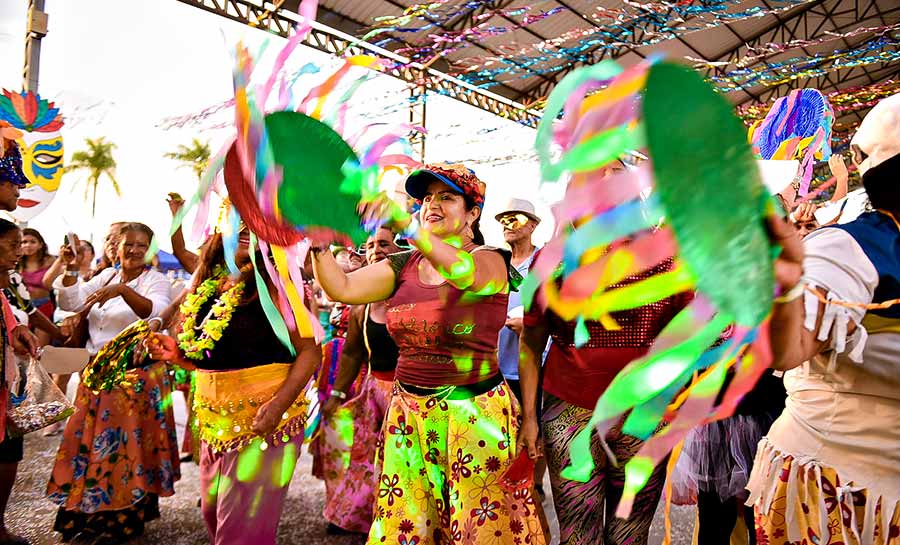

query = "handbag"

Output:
[[6, 356, 74, 437]]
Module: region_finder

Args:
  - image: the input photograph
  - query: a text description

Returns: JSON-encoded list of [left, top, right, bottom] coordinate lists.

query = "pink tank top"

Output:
[[386, 250, 509, 387], [20, 266, 49, 293]]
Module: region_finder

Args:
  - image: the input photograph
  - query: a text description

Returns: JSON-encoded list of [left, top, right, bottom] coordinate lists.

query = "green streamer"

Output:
[[249, 234, 297, 357], [560, 312, 731, 482], [644, 62, 773, 326], [574, 317, 590, 348], [546, 122, 645, 181], [535, 60, 625, 183]]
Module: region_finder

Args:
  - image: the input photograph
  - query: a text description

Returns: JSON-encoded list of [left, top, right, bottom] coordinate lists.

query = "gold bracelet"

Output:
[[774, 282, 805, 304]]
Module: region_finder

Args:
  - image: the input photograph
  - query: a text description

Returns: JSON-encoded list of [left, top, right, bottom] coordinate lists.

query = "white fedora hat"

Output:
[[495, 197, 541, 224]]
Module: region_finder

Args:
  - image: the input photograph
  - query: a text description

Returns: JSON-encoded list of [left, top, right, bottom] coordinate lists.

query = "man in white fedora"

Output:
[[494, 198, 541, 402], [494, 197, 550, 533], [495, 197, 541, 400]]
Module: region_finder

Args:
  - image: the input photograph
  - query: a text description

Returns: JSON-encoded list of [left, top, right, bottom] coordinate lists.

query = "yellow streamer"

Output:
[[310, 55, 382, 120], [580, 71, 649, 115], [663, 440, 685, 545], [271, 246, 315, 338]]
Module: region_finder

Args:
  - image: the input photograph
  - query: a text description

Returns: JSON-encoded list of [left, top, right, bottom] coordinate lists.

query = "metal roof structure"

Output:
[[177, 0, 900, 131]]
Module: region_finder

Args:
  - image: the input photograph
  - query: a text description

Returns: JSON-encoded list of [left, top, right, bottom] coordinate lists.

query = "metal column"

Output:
[[23, 0, 48, 92], [408, 86, 427, 162]]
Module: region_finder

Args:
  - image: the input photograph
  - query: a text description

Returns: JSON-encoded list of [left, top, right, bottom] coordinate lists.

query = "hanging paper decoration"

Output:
[[172, 0, 420, 349], [526, 58, 774, 517], [0, 90, 65, 222], [689, 21, 900, 70], [711, 34, 900, 91], [749, 88, 834, 196], [451, 0, 813, 88]]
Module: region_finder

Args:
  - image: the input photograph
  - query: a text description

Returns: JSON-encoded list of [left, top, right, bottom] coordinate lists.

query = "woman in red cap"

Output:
[[312, 163, 546, 545]]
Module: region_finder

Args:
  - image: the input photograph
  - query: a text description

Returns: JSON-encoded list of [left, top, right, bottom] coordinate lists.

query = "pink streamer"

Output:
[[257, 239, 297, 331], [557, 80, 607, 149], [558, 228, 677, 300], [377, 154, 422, 169], [555, 164, 653, 222], [569, 95, 639, 150], [259, 14, 313, 107]]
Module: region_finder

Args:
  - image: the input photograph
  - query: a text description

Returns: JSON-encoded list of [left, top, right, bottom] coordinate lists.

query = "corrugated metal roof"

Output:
[[314, 0, 899, 108]]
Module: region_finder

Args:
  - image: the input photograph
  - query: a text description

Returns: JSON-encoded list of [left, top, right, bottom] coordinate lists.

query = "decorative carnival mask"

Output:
[[0, 90, 65, 221]]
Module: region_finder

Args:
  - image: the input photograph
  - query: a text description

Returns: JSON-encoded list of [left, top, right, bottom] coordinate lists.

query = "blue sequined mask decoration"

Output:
[[0, 144, 28, 187]]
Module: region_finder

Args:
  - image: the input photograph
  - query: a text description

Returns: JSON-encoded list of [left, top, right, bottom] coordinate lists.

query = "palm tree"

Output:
[[65, 137, 120, 219], [165, 138, 211, 181]]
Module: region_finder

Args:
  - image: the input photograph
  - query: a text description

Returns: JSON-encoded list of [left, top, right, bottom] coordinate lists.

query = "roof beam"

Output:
[[373, 0, 560, 99], [510, 0, 804, 104], [703, 0, 826, 67], [732, 2, 900, 104], [174, 0, 542, 126]]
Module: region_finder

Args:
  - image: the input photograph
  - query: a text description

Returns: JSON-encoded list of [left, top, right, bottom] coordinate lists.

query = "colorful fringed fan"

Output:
[[749, 88, 834, 196], [523, 59, 776, 518], [170, 0, 421, 350]]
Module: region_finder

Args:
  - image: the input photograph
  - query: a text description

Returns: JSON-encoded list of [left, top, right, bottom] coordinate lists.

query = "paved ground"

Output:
[[7, 389, 695, 544]]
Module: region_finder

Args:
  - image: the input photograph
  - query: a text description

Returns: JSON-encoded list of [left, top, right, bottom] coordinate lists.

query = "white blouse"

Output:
[[747, 228, 900, 543], [53, 268, 172, 355]]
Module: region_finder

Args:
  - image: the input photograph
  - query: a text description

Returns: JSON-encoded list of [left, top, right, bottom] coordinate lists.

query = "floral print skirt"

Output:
[[748, 438, 900, 545], [46, 364, 181, 541], [366, 381, 546, 545], [323, 373, 394, 533]]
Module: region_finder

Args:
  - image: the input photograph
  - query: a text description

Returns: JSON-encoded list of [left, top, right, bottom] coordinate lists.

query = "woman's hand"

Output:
[[357, 193, 412, 234], [145, 332, 185, 363], [516, 413, 542, 460], [829, 154, 849, 184], [59, 314, 81, 340], [11, 325, 39, 358], [167, 193, 185, 217], [58, 240, 80, 266], [82, 284, 124, 311], [505, 316, 524, 336], [792, 202, 817, 223], [321, 396, 342, 419], [252, 397, 290, 436]]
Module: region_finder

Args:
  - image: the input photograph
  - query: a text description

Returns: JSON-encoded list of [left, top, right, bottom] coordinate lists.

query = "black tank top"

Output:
[[364, 305, 399, 373], [192, 293, 294, 371]]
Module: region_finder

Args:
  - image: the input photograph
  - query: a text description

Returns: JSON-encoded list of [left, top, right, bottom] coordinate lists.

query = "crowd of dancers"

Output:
[[0, 90, 896, 545]]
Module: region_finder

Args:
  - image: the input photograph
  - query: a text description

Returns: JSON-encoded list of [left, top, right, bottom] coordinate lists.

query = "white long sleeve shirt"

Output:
[[53, 268, 172, 355]]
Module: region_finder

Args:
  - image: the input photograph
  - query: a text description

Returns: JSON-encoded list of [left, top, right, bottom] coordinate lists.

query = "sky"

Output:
[[0, 0, 558, 254]]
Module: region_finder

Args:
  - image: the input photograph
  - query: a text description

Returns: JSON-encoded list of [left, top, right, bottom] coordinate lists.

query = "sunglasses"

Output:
[[499, 214, 530, 229]]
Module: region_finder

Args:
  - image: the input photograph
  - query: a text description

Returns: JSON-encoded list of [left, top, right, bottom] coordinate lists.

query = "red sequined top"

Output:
[[386, 250, 509, 387], [525, 258, 692, 409]]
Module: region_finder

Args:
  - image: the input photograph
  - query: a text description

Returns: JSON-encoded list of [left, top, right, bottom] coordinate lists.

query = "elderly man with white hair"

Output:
[[747, 93, 900, 545]]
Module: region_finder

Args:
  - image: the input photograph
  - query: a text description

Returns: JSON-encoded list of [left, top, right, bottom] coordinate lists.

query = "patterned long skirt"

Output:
[[311, 338, 349, 492], [46, 364, 181, 542], [542, 392, 668, 545], [323, 373, 394, 533], [366, 381, 546, 545], [748, 439, 900, 545]]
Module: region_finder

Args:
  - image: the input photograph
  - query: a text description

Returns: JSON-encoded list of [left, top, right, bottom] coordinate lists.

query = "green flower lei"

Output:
[[178, 269, 245, 361]]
